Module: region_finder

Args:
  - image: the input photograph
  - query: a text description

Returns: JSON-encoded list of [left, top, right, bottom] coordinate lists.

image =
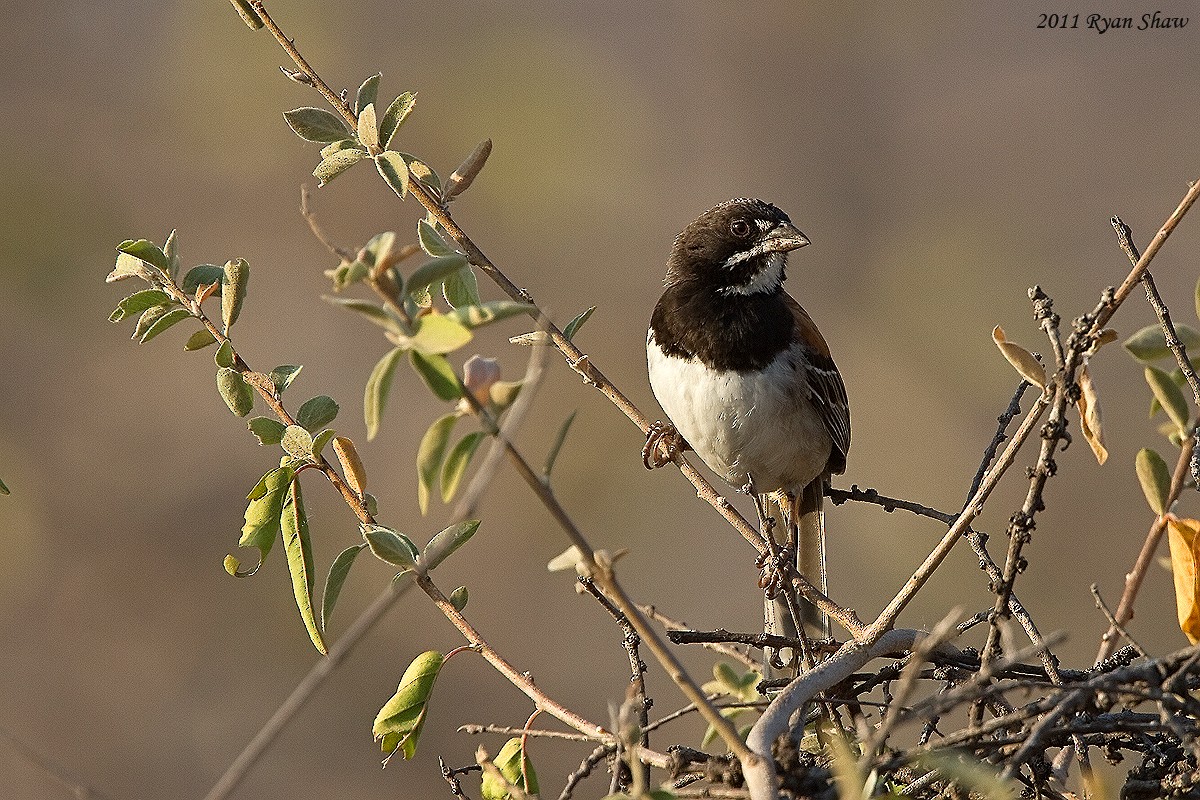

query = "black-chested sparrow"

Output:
[[644, 198, 851, 676]]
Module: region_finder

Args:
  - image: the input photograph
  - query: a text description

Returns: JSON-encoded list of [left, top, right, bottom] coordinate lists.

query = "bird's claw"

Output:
[[643, 421, 686, 469], [755, 551, 789, 601]]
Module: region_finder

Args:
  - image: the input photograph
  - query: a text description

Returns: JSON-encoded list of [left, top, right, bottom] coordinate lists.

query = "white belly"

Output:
[[647, 336, 831, 493]]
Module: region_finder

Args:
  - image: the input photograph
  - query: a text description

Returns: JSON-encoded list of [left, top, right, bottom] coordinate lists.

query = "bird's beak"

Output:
[[762, 223, 810, 253]]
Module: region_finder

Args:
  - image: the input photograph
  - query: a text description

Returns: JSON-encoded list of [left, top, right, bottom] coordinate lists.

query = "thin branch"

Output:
[[1090, 583, 1148, 659]]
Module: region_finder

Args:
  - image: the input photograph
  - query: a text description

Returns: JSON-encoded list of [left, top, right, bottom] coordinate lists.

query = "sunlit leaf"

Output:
[[449, 586, 468, 611], [284, 107, 351, 143], [236, 465, 296, 568], [215, 340, 235, 368], [1166, 516, 1200, 644], [442, 266, 481, 308], [332, 436, 367, 498], [365, 347, 406, 440], [221, 258, 249, 332], [418, 219, 456, 257], [357, 102, 379, 150], [311, 428, 337, 460], [322, 296, 399, 331], [481, 738, 540, 800], [282, 479, 326, 654], [139, 307, 191, 343], [373, 649, 442, 763], [314, 148, 366, 187], [1136, 448, 1172, 515], [1076, 365, 1107, 464], [394, 312, 472, 355], [131, 304, 170, 340], [450, 301, 535, 329], [375, 150, 410, 199], [440, 433, 486, 504], [406, 254, 468, 299], [269, 365, 303, 394], [418, 413, 458, 514], [281, 425, 315, 459], [117, 238, 170, 272], [992, 326, 1045, 388], [109, 289, 172, 323], [228, 0, 263, 28]]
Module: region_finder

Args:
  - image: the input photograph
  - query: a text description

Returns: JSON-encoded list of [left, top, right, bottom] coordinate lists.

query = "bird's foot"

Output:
[[755, 550, 789, 601], [643, 420, 686, 469]]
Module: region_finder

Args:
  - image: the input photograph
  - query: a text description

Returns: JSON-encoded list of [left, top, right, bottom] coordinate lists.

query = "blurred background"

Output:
[[2, 1, 1199, 797]]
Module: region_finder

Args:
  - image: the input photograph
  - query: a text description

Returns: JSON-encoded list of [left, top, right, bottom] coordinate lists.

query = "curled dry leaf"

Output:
[[992, 326, 1046, 389], [1076, 365, 1107, 464], [332, 436, 367, 498], [1166, 515, 1200, 644]]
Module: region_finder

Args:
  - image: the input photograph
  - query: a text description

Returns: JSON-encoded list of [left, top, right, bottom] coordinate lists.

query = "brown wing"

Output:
[[786, 294, 851, 474]]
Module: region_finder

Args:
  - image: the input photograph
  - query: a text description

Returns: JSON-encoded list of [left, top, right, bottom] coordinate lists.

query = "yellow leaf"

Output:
[[1076, 365, 1107, 464], [992, 326, 1046, 388], [1165, 516, 1200, 644]]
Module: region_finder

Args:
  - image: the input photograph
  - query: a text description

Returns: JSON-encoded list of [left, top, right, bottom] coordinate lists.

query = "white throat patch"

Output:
[[718, 252, 785, 296]]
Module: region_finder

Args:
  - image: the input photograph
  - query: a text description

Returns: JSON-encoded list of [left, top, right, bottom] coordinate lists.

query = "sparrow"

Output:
[[644, 198, 851, 674]]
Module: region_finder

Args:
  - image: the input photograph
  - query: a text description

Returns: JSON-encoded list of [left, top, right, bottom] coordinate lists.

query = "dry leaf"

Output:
[[992, 326, 1046, 388], [1166, 515, 1200, 644], [1076, 365, 1107, 464]]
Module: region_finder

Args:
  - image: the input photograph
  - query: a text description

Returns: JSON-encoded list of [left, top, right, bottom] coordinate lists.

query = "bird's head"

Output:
[[664, 198, 809, 295]]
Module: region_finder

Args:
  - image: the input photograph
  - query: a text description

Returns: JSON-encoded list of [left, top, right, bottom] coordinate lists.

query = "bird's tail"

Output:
[[796, 478, 829, 638], [762, 479, 828, 682]]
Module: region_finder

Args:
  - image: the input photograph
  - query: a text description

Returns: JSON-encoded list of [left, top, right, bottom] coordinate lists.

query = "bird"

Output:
[[644, 198, 851, 678]]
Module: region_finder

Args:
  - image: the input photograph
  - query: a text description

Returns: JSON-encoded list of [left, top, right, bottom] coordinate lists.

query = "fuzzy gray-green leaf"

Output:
[[322, 543, 367, 633], [184, 328, 218, 351], [363, 524, 420, 570], [284, 107, 351, 143], [248, 416, 287, 446], [563, 306, 597, 341], [117, 238, 170, 272], [440, 433, 485, 503], [406, 255, 468, 299], [281, 425, 315, 459], [140, 307, 191, 343], [297, 395, 339, 434], [418, 219, 456, 258], [442, 266, 480, 308], [314, 149, 365, 187], [450, 301, 535, 329], [423, 519, 481, 571], [378, 92, 416, 150], [1146, 366, 1191, 433], [322, 296, 399, 331], [356, 73, 381, 115], [110, 289, 171, 323], [375, 151, 410, 199], [282, 479, 326, 654], [1125, 324, 1200, 362], [357, 102, 379, 150], [132, 304, 171, 340], [1136, 448, 1172, 515], [417, 413, 458, 514], [365, 347, 406, 440], [410, 351, 463, 401], [270, 365, 303, 394], [221, 258, 249, 332], [217, 367, 254, 416], [183, 264, 225, 295]]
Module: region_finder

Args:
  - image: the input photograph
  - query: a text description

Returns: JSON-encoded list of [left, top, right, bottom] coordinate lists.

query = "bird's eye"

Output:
[[730, 218, 751, 238]]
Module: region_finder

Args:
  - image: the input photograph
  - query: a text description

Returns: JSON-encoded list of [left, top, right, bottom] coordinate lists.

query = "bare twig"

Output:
[[1090, 583, 1148, 658]]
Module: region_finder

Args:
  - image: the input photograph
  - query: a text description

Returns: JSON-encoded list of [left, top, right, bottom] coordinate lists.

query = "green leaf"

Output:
[[375, 151, 410, 199], [356, 73, 381, 115], [449, 586, 468, 611], [450, 301, 535, 329], [215, 340, 235, 368], [442, 266, 480, 308], [248, 416, 286, 445], [423, 519, 481, 571], [221, 258, 249, 332], [563, 306, 596, 341], [321, 296, 399, 331], [110, 289, 171, 322], [116, 238, 170, 272], [440, 434, 486, 504], [184, 328, 218, 351], [281, 425, 315, 459], [236, 465, 296, 568], [1136, 448, 1172, 515], [399, 154, 441, 192], [418, 219, 456, 258], [543, 411, 577, 477], [418, 413, 458, 514], [360, 230, 397, 267], [228, 0, 264, 28], [357, 102, 379, 150], [313, 148, 365, 187], [1146, 366, 1191, 433], [312, 428, 338, 459], [365, 347, 406, 440], [162, 229, 180, 278], [270, 365, 303, 394], [1125, 323, 1200, 362], [297, 395, 339, 433], [182, 264, 225, 295], [217, 367, 254, 416], [406, 254, 468, 298], [139, 308, 190, 343], [282, 480, 326, 654], [410, 351, 463, 401], [322, 543, 367, 633], [373, 649, 442, 763], [108, 251, 152, 283], [131, 304, 170, 340], [320, 138, 367, 158], [283, 107, 351, 143], [482, 738, 540, 800], [363, 524, 420, 570], [398, 313, 473, 356], [378, 92, 416, 150]]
